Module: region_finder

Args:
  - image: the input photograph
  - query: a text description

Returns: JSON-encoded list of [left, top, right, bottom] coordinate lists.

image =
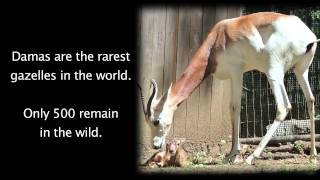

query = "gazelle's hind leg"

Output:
[[246, 72, 291, 165], [294, 67, 317, 163], [224, 68, 243, 164]]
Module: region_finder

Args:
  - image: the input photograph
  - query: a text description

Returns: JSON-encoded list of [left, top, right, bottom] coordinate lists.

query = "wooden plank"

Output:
[[139, 7, 156, 143], [227, 5, 241, 18], [210, 6, 231, 141], [240, 134, 320, 145], [210, 76, 225, 140], [151, 6, 166, 95], [198, 6, 215, 140], [186, 6, 203, 140], [163, 6, 179, 138], [215, 5, 228, 21], [173, 5, 191, 138], [140, 7, 156, 101], [263, 142, 320, 153], [163, 7, 178, 92], [202, 6, 216, 36]]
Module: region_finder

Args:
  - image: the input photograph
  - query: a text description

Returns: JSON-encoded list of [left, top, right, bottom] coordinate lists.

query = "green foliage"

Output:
[[307, 158, 318, 169], [266, 151, 273, 160], [315, 108, 320, 118], [293, 140, 305, 154], [311, 10, 320, 20], [191, 151, 208, 165], [213, 154, 226, 165]]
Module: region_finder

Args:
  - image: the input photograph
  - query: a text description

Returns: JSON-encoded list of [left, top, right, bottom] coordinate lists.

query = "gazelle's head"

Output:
[[146, 80, 177, 149]]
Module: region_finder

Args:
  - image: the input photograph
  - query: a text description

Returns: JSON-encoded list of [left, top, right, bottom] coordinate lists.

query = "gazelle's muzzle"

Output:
[[153, 136, 164, 149]]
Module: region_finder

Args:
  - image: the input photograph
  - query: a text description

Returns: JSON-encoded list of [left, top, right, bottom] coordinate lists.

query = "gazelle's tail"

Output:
[[313, 39, 320, 43], [306, 39, 320, 54]]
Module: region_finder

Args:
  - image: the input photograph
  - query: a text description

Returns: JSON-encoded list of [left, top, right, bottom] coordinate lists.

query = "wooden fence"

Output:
[[137, 5, 242, 145]]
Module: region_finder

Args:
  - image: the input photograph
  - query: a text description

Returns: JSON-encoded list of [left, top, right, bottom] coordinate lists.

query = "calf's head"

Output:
[[166, 139, 181, 155]]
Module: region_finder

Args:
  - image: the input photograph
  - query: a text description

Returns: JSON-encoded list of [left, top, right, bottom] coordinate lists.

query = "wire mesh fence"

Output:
[[240, 6, 320, 138]]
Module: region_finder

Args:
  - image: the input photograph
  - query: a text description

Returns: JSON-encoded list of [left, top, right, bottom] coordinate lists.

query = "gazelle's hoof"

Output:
[[224, 154, 243, 164], [245, 155, 255, 165]]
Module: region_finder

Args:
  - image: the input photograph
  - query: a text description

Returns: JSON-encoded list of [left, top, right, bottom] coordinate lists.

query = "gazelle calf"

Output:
[[146, 139, 187, 167], [141, 12, 319, 165]]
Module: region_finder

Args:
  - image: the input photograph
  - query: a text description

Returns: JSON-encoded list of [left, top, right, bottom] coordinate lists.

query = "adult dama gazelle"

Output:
[[140, 12, 319, 164]]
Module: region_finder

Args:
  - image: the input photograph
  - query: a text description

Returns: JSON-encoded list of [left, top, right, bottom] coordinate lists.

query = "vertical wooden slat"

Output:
[[151, 6, 167, 95], [163, 7, 178, 92], [139, 7, 156, 144], [227, 5, 242, 18], [215, 6, 228, 23], [210, 5, 232, 141], [163, 6, 179, 138], [198, 6, 215, 140], [173, 5, 191, 138], [210, 77, 226, 140], [185, 6, 203, 140]]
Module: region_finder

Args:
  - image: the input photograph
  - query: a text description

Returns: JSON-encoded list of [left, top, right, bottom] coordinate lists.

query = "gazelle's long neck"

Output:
[[169, 33, 216, 107]]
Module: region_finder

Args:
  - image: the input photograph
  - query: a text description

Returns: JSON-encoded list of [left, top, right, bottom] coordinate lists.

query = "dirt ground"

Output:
[[138, 140, 320, 175], [139, 156, 320, 175]]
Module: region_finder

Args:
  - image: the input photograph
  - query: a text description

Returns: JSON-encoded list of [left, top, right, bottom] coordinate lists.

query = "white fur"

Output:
[[214, 15, 317, 164]]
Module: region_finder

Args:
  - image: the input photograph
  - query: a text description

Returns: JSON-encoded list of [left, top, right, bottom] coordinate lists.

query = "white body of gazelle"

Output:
[[141, 12, 319, 164]]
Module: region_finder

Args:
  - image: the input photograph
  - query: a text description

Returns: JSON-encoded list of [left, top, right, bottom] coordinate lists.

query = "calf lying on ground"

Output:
[[146, 139, 188, 168]]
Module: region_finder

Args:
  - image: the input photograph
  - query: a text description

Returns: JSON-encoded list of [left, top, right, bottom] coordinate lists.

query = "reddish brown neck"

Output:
[[169, 33, 216, 107]]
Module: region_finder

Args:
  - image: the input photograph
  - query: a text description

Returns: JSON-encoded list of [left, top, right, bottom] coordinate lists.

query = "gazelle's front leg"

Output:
[[224, 70, 243, 164], [246, 73, 291, 164]]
